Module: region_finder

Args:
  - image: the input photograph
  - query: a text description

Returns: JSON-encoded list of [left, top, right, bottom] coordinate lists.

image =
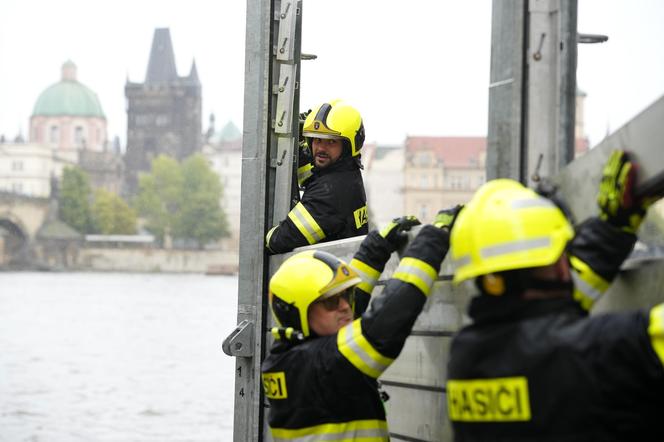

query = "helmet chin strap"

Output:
[[524, 277, 574, 293]]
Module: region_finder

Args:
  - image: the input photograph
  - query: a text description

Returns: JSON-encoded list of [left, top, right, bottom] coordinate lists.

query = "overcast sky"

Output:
[[1, 1, 663, 149]]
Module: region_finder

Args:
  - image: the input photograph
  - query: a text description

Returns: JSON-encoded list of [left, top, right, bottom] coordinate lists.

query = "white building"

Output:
[[202, 120, 242, 251], [0, 142, 75, 197], [362, 143, 405, 229]]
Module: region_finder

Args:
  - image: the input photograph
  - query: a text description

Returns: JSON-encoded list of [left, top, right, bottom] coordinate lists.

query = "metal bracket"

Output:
[[222, 319, 255, 357], [276, 1, 299, 62], [274, 63, 297, 134]]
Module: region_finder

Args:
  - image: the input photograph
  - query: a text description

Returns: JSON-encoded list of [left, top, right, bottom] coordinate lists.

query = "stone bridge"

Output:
[[0, 191, 52, 266]]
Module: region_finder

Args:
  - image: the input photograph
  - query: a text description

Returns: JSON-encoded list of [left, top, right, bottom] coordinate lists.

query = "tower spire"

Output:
[[145, 28, 178, 83]]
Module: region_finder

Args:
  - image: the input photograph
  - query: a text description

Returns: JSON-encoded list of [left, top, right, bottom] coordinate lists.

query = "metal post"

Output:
[[224, 1, 302, 441], [487, 0, 578, 184]]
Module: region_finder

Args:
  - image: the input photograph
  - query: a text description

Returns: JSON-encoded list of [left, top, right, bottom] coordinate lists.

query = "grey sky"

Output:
[[1, 1, 663, 149]]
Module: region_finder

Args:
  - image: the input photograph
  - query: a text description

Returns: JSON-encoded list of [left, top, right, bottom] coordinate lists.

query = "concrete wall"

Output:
[[78, 247, 239, 273]]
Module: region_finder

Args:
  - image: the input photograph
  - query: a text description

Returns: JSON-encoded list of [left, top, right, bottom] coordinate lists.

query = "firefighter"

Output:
[[265, 99, 369, 254], [446, 150, 664, 441], [262, 208, 461, 441]]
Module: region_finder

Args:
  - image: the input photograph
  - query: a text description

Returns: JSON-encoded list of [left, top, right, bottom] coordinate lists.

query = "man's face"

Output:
[[307, 290, 354, 336], [311, 137, 344, 168]]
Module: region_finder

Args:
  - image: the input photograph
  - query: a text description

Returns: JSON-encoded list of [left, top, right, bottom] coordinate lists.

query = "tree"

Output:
[[135, 154, 230, 248], [134, 155, 183, 244], [175, 154, 229, 247], [59, 166, 94, 233], [92, 189, 137, 235]]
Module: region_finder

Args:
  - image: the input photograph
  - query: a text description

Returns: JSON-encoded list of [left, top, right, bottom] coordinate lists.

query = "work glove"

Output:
[[597, 149, 651, 233], [432, 205, 464, 231], [379, 215, 421, 251]]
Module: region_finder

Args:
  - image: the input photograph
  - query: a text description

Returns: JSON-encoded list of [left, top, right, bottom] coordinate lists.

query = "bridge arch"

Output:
[[0, 215, 30, 266]]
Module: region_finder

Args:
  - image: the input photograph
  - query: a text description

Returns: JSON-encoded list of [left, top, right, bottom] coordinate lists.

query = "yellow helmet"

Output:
[[451, 179, 574, 285], [302, 99, 365, 157], [269, 250, 362, 337]]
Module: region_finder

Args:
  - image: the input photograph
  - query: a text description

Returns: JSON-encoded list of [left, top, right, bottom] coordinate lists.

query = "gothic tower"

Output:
[[124, 28, 202, 195]]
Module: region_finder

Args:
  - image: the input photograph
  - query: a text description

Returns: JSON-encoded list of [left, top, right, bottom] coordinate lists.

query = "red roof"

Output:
[[406, 136, 486, 167]]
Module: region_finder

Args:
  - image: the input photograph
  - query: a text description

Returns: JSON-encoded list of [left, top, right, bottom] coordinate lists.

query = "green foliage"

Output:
[[59, 166, 94, 234], [135, 154, 229, 247], [92, 189, 137, 235]]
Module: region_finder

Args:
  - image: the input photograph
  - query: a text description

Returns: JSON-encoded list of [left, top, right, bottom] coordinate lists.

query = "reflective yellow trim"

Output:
[[287, 202, 325, 245], [447, 377, 532, 422], [392, 257, 437, 296], [337, 319, 393, 378], [569, 255, 609, 311], [270, 419, 389, 442], [349, 258, 380, 293], [265, 225, 278, 251], [648, 304, 664, 367], [297, 163, 313, 186], [353, 205, 368, 229], [262, 372, 288, 399]]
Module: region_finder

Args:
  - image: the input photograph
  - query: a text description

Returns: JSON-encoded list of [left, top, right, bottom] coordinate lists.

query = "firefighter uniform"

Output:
[[263, 225, 449, 441], [446, 167, 664, 441], [266, 155, 368, 254]]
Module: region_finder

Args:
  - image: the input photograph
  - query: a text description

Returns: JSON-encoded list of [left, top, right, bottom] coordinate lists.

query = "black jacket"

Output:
[[262, 226, 450, 441], [447, 218, 664, 441], [266, 156, 368, 255]]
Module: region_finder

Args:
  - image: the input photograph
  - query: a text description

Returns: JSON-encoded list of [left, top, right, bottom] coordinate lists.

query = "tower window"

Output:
[[75, 126, 84, 146]]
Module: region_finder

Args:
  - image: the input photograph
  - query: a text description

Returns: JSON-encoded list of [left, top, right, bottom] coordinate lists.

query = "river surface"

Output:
[[0, 272, 238, 442]]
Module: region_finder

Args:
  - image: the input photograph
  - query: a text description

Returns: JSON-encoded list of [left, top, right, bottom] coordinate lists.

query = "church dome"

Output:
[[32, 61, 105, 118]]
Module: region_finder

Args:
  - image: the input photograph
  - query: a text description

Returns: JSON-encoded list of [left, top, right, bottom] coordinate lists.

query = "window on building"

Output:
[[419, 174, 429, 188], [419, 204, 428, 221], [136, 115, 151, 126], [50, 126, 59, 144], [449, 175, 463, 189], [11, 161, 23, 171], [156, 115, 169, 126], [75, 126, 84, 146], [415, 152, 431, 167]]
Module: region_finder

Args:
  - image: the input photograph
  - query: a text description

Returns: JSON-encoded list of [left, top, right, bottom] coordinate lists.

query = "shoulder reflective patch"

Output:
[[288, 202, 325, 244], [447, 377, 531, 422], [353, 205, 368, 229], [262, 372, 288, 399], [648, 303, 664, 367]]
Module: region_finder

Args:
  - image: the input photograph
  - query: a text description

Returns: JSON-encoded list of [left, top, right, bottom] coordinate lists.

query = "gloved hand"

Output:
[[379, 215, 421, 251], [597, 150, 651, 233], [433, 205, 464, 231], [298, 109, 312, 148]]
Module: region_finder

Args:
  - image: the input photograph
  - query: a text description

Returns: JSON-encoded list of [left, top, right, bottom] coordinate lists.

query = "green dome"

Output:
[[32, 61, 105, 118]]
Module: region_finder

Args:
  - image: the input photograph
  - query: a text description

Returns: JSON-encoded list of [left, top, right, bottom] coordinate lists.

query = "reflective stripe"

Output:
[[337, 319, 393, 378], [392, 257, 437, 296], [481, 237, 551, 259], [265, 226, 278, 251], [271, 419, 389, 442], [297, 163, 313, 186], [569, 255, 609, 311], [511, 198, 555, 209], [349, 258, 380, 293], [453, 254, 471, 268], [287, 202, 325, 244], [648, 304, 664, 367]]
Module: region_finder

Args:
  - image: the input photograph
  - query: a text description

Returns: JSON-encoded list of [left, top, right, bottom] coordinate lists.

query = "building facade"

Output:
[[202, 120, 242, 251], [362, 143, 405, 229], [124, 28, 202, 195]]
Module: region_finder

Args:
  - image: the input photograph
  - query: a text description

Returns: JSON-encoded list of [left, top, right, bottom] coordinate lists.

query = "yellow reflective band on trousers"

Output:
[[270, 419, 389, 442], [569, 255, 609, 311], [287, 202, 326, 245], [392, 257, 437, 296], [349, 258, 380, 293], [337, 319, 393, 379], [648, 303, 664, 366], [297, 163, 313, 186], [447, 377, 532, 422]]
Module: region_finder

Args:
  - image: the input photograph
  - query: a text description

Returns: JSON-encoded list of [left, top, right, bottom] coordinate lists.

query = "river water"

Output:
[[0, 272, 238, 441]]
